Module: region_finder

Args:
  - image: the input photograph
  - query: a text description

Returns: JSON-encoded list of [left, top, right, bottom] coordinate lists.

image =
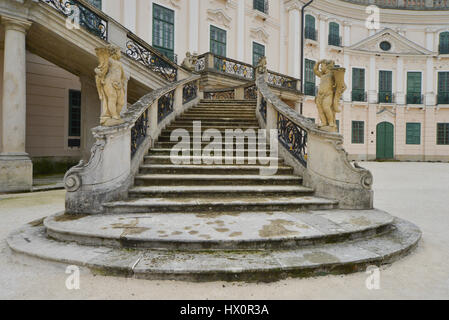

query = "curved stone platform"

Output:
[[7, 210, 421, 282], [44, 210, 394, 250]]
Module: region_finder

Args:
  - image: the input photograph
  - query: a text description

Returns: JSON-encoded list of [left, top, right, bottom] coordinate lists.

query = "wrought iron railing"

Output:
[[41, 0, 107, 40], [244, 85, 258, 100], [406, 93, 424, 104], [195, 55, 206, 72], [352, 90, 367, 102], [341, 0, 449, 9], [183, 82, 198, 104], [278, 113, 308, 167], [267, 71, 299, 91], [260, 97, 267, 123], [437, 93, 449, 104], [204, 89, 236, 100], [126, 35, 178, 82], [213, 55, 254, 80], [305, 27, 317, 41], [158, 90, 175, 123], [131, 109, 149, 158], [378, 91, 395, 103]]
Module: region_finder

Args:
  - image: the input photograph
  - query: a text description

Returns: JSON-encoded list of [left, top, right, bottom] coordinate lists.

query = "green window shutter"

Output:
[[406, 123, 421, 145], [437, 123, 449, 145], [210, 26, 227, 57], [152, 4, 175, 61], [438, 72, 449, 104], [305, 15, 316, 40], [304, 59, 316, 96], [253, 0, 267, 13], [352, 121, 365, 144], [252, 42, 265, 66], [407, 72, 422, 104], [69, 90, 81, 138], [336, 120, 340, 132], [439, 32, 449, 54], [328, 22, 340, 46], [379, 71, 393, 103], [352, 68, 365, 101]]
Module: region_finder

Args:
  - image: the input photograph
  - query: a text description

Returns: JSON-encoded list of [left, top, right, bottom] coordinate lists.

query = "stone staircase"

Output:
[[7, 99, 421, 282]]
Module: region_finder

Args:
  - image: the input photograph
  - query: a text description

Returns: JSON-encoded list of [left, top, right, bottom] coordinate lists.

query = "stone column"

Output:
[[368, 55, 377, 104], [367, 104, 377, 160], [189, 0, 200, 54], [287, 3, 300, 78], [237, 0, 245, 61], [0, 16, 32, 193], [124, 0, 137, 33], [343, 22, 351, 102], [279, 0, 286, 74], [80, 76, 101, 161], [318, 15, 327, 60], [396, 57, 405, 105]]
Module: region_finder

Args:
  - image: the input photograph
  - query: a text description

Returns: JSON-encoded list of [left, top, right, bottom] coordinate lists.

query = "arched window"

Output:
[[305, 15, 316, 41], [328, 22, 340, 47], [439, 32, 449, 54]]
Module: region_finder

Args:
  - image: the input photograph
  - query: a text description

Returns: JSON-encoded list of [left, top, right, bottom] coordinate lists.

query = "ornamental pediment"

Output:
[[346, 28, 433, 56]]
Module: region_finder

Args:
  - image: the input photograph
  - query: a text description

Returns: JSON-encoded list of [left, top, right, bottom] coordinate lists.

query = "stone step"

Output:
[[199, 99, 256, 104], [8, 217, 421, 282], [148, 148, 273, 155], [128, 185, 312, 199], [183, 112, 255, 117], [43, 210, 395, 251], [142, 155, 284, 165], [154, 141, 272, 149], [139, 164, 293, 175], [157, 135, 266, 142], [192, 107, 256, 111], [134, 174, 302, 186], [102, 196, 339, 214], [163, 125, 260, 131], [170, 120, 259, 126]]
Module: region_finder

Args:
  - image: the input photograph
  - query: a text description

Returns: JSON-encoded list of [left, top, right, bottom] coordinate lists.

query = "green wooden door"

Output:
[[376, 122, 394, 160]]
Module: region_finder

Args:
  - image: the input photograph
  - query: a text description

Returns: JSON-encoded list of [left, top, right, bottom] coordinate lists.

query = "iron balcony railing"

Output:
[[305, 27, 317, 41], [437, 93, 449, 104], [328, 34, 342, 47], [406, 93, 424, 104], [378, 91, 395, 103], [352, 90, 367, 102]]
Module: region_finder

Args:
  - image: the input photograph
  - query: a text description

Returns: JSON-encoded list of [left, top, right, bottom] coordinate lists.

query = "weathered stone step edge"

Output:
[[7, 218, 421, 282], [102, 197, 339, 214], [43, 210, 396, 251]]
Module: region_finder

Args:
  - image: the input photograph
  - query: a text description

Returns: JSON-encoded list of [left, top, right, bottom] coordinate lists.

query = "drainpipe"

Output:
[[300, 0, 314, 115]]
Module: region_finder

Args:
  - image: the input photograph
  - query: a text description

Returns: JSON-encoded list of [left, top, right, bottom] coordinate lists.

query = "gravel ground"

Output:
[[0, 162, 448, 300]]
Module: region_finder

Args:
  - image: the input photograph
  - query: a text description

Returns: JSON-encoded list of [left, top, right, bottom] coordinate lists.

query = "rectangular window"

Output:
[[437, 123, 449, 145], [305, 15, 316, 41], [352, 121, 365, 144], [406, 123, 421, 145], [304, 59, 316, 96], [336, 120, 340, 133], [252, 42, 265, 66], [152, 4, 175, 62], [438, 72, 449, 104], [407, 72, 422, 104], [328, 22, 340, 47], [379, 70, 393, 103], [68, 90, 81, 148], [210, 25, 227, 57], [352, 68, 366, 102], [253, 0, 268, 14], [439, 32, 449, 54]]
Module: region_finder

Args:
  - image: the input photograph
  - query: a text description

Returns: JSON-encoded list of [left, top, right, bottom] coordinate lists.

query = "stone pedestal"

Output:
[[0, 16, 32, 192]]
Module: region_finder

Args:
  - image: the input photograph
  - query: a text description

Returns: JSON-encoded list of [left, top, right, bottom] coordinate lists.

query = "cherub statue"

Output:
[[95, 45, 126, 127], [256, 56, 267, 74], [313, 60, 347, 132], [181, 51, 198, 71]]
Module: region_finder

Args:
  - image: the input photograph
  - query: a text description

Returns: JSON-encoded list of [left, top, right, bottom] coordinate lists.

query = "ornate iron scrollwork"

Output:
[[131, 109, 149, 158], [277, 113, 308, 167], [158, 90, 175, 123], [260, 97, 267, 123], [41, 0, 107, 40], [183, 82, 198, 104], [244, 85, 257, 100], [195, 56, 206, 72], [204, 90, 235, 100], [126, 38, 178, 82], [267, 72, 297, 90], [214, 56, 254, 80]]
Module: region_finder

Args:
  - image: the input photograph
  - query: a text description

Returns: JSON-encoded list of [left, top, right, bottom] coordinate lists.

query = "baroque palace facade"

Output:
[[0, 0, 449, 189]]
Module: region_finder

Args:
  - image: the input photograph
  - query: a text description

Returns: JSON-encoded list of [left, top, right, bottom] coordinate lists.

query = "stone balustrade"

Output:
[[64, 75, 201, 214], [255, 73, 374, 209]]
